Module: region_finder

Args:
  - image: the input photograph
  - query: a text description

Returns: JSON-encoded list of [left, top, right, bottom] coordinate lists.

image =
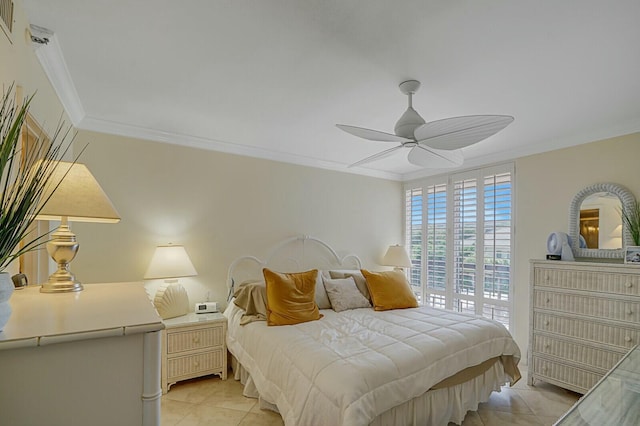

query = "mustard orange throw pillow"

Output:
[[263, 268, 323, 326], [361, 269, 418, 311]]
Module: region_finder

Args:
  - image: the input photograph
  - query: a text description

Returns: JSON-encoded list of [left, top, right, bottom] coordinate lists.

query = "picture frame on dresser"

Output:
[[625, 246, 640, 264]]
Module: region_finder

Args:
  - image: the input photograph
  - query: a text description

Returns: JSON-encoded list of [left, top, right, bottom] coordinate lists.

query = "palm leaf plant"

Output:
[[621, 200, 640, 247], [0, 84, 74, 272]]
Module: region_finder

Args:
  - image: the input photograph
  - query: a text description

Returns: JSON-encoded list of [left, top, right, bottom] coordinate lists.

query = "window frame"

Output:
[[403, 162, 515, 330]]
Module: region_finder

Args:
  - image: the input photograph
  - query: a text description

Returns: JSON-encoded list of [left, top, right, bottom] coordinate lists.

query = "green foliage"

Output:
[[622, 201, 640, 246], [0, 84, 74, 272]]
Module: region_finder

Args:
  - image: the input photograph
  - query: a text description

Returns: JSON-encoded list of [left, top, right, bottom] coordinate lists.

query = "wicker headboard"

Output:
[[226, 235, 361, 300]]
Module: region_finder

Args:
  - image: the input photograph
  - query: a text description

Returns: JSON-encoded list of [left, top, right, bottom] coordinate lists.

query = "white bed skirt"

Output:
[[230, 355, 507, 426]]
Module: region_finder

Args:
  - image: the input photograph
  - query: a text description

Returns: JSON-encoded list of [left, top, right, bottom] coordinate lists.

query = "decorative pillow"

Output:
[[263, 268, 323, 326], [361, 269, 418, 311], [314, 271, 332, 309], [322, 276, 372, 312], [329, 270, 370, 301], [233, 281, 267, 324]]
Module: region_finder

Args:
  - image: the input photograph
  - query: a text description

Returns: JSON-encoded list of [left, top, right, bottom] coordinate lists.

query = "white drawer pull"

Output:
[[625, 282, 633, 288], [544, 320, 550, 326], [625, 336, 632, 343]]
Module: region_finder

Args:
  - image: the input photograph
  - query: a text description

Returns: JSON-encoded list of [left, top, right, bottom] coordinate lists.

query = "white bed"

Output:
[[224, 236, 521, 426]]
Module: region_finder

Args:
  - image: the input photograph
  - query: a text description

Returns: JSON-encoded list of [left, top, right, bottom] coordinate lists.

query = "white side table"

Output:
[[161, 312, 227, 394]]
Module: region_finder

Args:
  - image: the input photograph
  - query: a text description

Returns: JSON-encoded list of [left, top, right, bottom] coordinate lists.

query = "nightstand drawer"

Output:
[[167, 325, 223, 354], [167, 349, 225, 380]]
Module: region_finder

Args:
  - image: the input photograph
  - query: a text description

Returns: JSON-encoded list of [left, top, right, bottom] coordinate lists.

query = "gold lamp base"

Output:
[[40, 219, 83, 293]]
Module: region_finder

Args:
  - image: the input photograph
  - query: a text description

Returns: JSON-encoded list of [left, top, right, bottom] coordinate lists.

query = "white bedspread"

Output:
[[225, 304, 520, 426]]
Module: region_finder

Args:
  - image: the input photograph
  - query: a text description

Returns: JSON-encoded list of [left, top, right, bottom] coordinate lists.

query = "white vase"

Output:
[[0, 272, 14, 331]]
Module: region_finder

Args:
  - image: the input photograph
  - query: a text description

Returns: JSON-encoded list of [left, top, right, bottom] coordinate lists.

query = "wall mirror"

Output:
[[569, 183, 636, 260]]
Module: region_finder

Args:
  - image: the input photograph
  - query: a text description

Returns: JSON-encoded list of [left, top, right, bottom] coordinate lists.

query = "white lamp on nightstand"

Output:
[[382, 244, 412, 272], [144, 244, 197, 319]]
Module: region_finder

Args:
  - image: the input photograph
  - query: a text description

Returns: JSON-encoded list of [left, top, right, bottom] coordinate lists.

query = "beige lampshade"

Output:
[[144, 245, 198, 280], [382, 245, 412, 268], [36, 161, 120, 223]]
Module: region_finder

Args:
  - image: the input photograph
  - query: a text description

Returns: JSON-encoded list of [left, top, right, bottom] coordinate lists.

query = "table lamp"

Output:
[[144, 244, 197, 319], [382, 244, 412, 271], [35, 161, 120, 293]]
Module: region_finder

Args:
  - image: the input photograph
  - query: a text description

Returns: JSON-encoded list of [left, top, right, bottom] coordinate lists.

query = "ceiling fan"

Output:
[[336, 80, 514, 168]]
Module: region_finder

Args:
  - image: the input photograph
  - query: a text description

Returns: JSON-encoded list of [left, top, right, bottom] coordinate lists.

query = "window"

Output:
[[404, 164, 514, 329]]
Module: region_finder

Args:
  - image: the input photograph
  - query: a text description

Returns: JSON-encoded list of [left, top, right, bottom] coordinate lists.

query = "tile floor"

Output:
[[161, 366, 581, 426]]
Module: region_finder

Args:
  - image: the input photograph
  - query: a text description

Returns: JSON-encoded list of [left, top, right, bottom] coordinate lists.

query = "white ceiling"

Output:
[[23, 0, 640, 181]]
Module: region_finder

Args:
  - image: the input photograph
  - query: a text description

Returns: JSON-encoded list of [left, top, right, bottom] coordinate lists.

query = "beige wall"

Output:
[[70, 131, 403, 307], [514, 132, 640, 357]]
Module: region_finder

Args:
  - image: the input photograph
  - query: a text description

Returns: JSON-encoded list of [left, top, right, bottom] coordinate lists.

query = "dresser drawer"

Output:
[[167, 348, 225, 380], [533, 312, 639, 349], [167, 325, 224, 354], [534, 267, 640, 296], [532, 356, 601, 393], [532, 333, 624, 371], [534, 289, 640, 323]]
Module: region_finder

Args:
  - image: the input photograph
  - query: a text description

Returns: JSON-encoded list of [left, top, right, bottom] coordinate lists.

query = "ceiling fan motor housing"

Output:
[[394, 107, 425, 139]]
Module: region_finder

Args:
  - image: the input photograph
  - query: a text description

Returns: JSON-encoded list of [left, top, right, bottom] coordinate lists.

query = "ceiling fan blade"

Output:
[[414, 115, 514, 150], [408, 145, 464, 168], [348, 145, 405, 168], [336, 124, 412, 143]]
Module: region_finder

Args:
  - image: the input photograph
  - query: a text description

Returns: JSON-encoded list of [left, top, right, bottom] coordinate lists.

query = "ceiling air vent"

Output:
[[0, 0, 13, 40]]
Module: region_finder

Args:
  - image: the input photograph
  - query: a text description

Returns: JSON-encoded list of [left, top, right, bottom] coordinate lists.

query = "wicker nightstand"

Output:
[[161, 312, 227, 393]]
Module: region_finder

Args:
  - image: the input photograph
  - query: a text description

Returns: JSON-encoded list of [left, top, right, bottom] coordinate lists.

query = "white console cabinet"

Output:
[[0, 282, 164, 426]]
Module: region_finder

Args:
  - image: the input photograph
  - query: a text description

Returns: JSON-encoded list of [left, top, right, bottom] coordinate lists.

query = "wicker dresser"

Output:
[[529, 260, 640, 394]]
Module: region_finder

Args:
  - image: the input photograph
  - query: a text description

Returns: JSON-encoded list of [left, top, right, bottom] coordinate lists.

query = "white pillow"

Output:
[[314, 271, 332, 309], [322, 276, 372, 312], [329, 270, 370, 302]]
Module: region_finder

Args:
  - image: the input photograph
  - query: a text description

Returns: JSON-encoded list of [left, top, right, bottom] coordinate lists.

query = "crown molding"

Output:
[[78, 116, 403, 181], [32, 32, 85, 126]]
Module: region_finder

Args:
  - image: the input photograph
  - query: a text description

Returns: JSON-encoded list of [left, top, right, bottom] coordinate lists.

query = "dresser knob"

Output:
[[545, 275, 550, 282], [544, 343, 550, 349], [625, 336, 632, 343], [193, 336, 200, 343], [544, 320, 550, 326], [545, 298, 551, 304], [194, 360, 200, 367], [627, 310, 634, 316], [625, 282, 633, 288]]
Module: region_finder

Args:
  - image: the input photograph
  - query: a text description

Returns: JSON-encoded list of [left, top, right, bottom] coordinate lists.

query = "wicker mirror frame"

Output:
[[569, 183, 636, 260]]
